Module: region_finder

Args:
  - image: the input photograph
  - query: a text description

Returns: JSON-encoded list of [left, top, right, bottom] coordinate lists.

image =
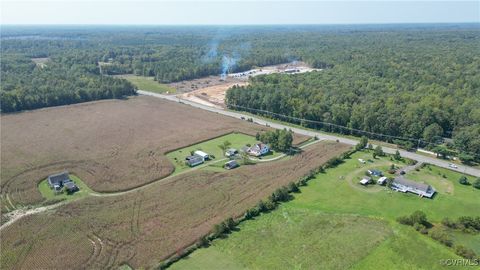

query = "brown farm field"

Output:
[[1, 96, 308, 207], [0, 141, 350, 269]]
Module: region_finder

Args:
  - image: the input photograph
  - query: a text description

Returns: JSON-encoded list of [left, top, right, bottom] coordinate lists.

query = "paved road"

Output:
[[138, 90, 480, 177]]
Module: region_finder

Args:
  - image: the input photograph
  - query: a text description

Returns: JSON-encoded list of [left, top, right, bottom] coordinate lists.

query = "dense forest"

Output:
[[224, 26, 480, 161], [1, 24, 479, 160]]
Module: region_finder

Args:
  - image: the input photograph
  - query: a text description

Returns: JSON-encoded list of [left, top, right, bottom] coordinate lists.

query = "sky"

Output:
[[1, 0, 479, 25]]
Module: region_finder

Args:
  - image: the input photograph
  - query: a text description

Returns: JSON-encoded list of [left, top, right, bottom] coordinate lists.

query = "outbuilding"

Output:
[[360, 177, 372, 185], [186, 155, 204, 167], [377, 176, 388, 185], [225, 148, 238, 157], [224, 160, 239, 170], [194, 150, 210, 160]]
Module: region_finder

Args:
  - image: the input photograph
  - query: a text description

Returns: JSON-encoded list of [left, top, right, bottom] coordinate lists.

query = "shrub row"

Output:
[[397, 211, 479, 260]]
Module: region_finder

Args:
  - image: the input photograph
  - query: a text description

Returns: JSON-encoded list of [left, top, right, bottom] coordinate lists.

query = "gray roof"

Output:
[[64, 181, 78, 190], [186, 155, 203, 164], [393, 177, 431, 192], [48, 172, 70, 185]]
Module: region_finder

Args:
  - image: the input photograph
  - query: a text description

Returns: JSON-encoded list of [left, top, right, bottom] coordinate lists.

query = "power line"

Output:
[[226, 103, 479, 158]]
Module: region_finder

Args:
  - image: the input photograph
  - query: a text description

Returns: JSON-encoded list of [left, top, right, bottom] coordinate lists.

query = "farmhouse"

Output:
[[360, 176, 372, 185], [194, 150, 210, 160], [224, 160, 239, 170], [391, 177, 436, 198], [47, 171, 79, 193], [367, 169, 383, 177], [225, 148, 238, 157], [247, 143, 270, 157], [186, 155, 204, 167]]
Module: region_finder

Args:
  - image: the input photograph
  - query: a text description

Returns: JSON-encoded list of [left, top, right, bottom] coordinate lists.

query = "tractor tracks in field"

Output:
[[1, 140, 321, 231]]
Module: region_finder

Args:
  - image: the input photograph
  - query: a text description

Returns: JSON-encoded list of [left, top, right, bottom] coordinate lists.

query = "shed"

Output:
[[225, 148, 238, 157], [186, 155, 204, 167], [367, 169, 383, 177], [224, 160, 239, 170], [64, 181, 79, 194], [377, 177, 388, 185], [194, 150, 210, 160], [360, 177, 372, 185]]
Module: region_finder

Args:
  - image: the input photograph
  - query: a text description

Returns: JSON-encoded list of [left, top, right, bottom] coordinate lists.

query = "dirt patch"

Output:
[[0, 141, 350, 269], [179, 81, 248, 108], [1, 96, 308, 207]]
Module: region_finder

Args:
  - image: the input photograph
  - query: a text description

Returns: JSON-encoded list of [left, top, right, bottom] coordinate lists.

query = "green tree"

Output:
[[394, 150, 401, 160], [423, 123, 444, 143], [473, 178, 480, 190], [458, 176, 470, 185], [218, 140, 232, 156], [374, 145, 384, 157], [356, 136, 368, 151]]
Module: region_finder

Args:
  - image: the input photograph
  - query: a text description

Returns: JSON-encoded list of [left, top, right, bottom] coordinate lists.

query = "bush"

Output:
[[396, 210, 429, 227], [459, 176, 470, 185], [212, 222, 228, 237], [429, 227, 453, 247], [397, 215, 414, 226], [414, 223, 428, 234], [196, 236, 210, 248], [287, 182, 300, 193], [454, 245, 477, 260], [244, 207, 259, 220], [473, 178, 480, 190]]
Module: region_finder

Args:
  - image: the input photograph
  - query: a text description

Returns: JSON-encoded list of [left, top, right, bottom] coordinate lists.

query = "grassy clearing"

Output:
[[171, 151, 478, 269], [166, 133, 282, 174], [172, 209, 392, 270], [118, 74, 176, 94], [38, 175, 92, 202]]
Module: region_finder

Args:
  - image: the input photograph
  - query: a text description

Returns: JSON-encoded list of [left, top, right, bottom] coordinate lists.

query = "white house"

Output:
[[247, 143, 270, 157], [194, 150, 210, 160], [391, 177, 436, 198]]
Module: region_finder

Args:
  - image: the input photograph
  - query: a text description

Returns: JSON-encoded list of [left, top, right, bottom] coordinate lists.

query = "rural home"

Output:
[[247, 143, 270, 157], [225, 148, 238, 157], [391, 177, 436, 198], [224, 160, 239, 170], [47, 172, 79, 192], [194, 150, 210, 160], [186, 155, 204, 167], [367, 169, 383, 177]]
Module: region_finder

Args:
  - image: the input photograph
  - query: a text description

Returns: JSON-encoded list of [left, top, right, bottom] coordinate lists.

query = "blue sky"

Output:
[[1, 1, 479, 25]]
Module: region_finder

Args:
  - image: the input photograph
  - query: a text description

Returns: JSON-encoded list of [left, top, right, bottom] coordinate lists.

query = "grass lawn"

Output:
[[118, 74, 176, 94], [166, 133, 282, 175], [172, 209, 392, 270], [170, 151, 479, 269], [38, 175, 92, 203]]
